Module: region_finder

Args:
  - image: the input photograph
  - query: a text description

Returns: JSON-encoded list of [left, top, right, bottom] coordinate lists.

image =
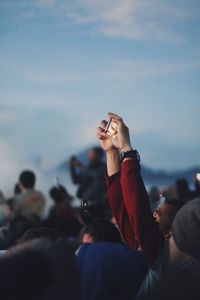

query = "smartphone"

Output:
[[104, 119, 117, 136], [104, 119, 112, 133]]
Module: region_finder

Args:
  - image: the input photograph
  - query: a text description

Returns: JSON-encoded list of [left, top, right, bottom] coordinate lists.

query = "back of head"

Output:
[[154, 198, 184, 237], [49, 185, 72, 203], [18, 227, 67, 244], [82, 218, 122, 244], [1, 238, 80, 300], [176, 178, 190, 199], [0, 239, 54, 300], [77, 242, 147, 300], [172, 197, 200, 261], [19, 170, 36, 189], [88, 146, 104, 163], [165, 198, 185, 213]]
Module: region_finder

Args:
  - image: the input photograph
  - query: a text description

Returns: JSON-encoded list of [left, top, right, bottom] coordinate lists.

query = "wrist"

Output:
[[120, 145, 133, 152], [120, 149, 140, 162], [106, 148, 120, 156]]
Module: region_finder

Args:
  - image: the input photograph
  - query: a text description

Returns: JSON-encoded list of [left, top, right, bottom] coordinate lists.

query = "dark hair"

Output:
[[19, 170, 36, 189], [18, 227, 66, 244], [1, 238, 80, 300], [49, 185, 72, 203], [0, 243, 54, 300], [82, 218, 123, 244], [165, 198, 185, 212], [92, 146, 104, 159]]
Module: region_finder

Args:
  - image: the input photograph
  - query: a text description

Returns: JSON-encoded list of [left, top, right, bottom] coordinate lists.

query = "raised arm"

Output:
[[104, 113, 164, 265], [97, 120, 138, 248]]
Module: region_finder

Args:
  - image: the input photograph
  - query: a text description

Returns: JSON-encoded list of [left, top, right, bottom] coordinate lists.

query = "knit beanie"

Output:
[[172, 197, 200, 261]]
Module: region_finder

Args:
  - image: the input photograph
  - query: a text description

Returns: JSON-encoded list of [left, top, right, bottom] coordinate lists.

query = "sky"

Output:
[[0, 0, 200, 196]]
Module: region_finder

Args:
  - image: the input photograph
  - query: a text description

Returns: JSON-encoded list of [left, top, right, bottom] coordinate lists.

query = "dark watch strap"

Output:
[[120, 150, 140, 162]]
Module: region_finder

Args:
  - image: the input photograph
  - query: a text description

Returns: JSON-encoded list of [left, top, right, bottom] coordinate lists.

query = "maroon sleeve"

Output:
[[121, 160, 164, 266], [106, 172, 139, 249]]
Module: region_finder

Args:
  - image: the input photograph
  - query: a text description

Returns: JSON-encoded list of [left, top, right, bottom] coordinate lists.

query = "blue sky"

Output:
[[0, 0, 200, 194]]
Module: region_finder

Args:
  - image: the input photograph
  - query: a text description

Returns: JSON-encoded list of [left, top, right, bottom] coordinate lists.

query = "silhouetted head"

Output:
[[88, 147, 104, 163], [19, 170, 36, 190], [153, 198, 185, 238], [171, 197, 200, 262], [18, 227, 66, 244], [49, 185, 72, 204], [149, 186, 160, 203], [1, 238, 80, 300], [176, 178, 190, 200], [81, 218, 122, 244]]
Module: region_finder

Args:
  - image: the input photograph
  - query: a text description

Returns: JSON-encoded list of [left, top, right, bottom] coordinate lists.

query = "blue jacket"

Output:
[[76, 242, 147, 300]]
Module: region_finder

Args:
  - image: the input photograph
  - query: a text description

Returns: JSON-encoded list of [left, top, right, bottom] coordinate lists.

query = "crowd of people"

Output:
[[0, 112, 200, 300]]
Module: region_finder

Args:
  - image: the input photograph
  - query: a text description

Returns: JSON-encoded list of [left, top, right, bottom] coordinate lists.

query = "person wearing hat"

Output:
[[146, 198, 200, 300]]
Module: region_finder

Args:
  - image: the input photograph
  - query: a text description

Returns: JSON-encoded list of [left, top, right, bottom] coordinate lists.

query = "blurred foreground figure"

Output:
[[0, 237, 80, 300], [146, 197, 200, 300], [77, 242, 147, 300]]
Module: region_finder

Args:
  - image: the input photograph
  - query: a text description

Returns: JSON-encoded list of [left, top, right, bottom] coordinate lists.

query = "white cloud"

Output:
[[0, 138, 51, 201], [5, 0, 197, 42], [2, 57, 199, 86]]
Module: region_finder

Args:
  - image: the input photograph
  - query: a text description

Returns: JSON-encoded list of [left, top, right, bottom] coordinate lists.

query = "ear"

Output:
[[165, 231, 172, 240]]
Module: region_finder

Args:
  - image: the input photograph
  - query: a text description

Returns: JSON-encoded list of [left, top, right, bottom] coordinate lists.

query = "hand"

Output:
[[108, 112, 132, 152], [96, 120, 117, 152], [97, 113, 133, 152]]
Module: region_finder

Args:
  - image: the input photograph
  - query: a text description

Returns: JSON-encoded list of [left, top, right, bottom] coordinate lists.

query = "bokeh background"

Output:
[[1, 0, 200, 198]]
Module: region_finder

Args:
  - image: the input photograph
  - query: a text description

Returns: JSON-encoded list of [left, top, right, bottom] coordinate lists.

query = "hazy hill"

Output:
[[55, 148, 200, 189]]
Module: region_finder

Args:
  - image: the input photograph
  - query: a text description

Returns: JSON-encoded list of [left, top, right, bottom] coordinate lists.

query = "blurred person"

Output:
[[0, 190, 13, 250], [144, 197, 200, 300], [69, 147, 108, 218], [161, 184, 177, 202], [148, 186, 160, 212], [17, 226, 67, 244], [12, 170, 46, 221], [77, 241, 147, 300], [0, 237, 80, 300], [189, 173, 200, 199], [45, 185, 82, 240], [10, 170, 46, 241], [80, 217, 123, 244], [7, 182, 21, 210], [175, 178, 191, 202], [96, 112, 185, 298], [153, 198, 185, 239]]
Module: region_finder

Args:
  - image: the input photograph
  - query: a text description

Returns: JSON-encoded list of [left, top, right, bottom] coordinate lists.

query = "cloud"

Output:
[[0, 138, 50, 200], [2, 56, 199, 86], [4, 0, 197, 43]]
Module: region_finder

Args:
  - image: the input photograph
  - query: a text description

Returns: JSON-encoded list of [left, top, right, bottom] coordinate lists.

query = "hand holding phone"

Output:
[[104, 119, 117, 136]]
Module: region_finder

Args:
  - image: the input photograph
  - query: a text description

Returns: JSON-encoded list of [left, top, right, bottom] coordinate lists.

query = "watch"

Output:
[[120, 149, 140, 162]]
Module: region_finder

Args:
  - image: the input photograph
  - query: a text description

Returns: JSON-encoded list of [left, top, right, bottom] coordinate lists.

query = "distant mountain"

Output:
[[140, 165, 200, 188], [55, 147, 200, 189]]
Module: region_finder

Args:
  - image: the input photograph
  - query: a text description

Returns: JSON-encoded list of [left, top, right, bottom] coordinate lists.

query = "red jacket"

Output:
[[106, 159, 164, 266]]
